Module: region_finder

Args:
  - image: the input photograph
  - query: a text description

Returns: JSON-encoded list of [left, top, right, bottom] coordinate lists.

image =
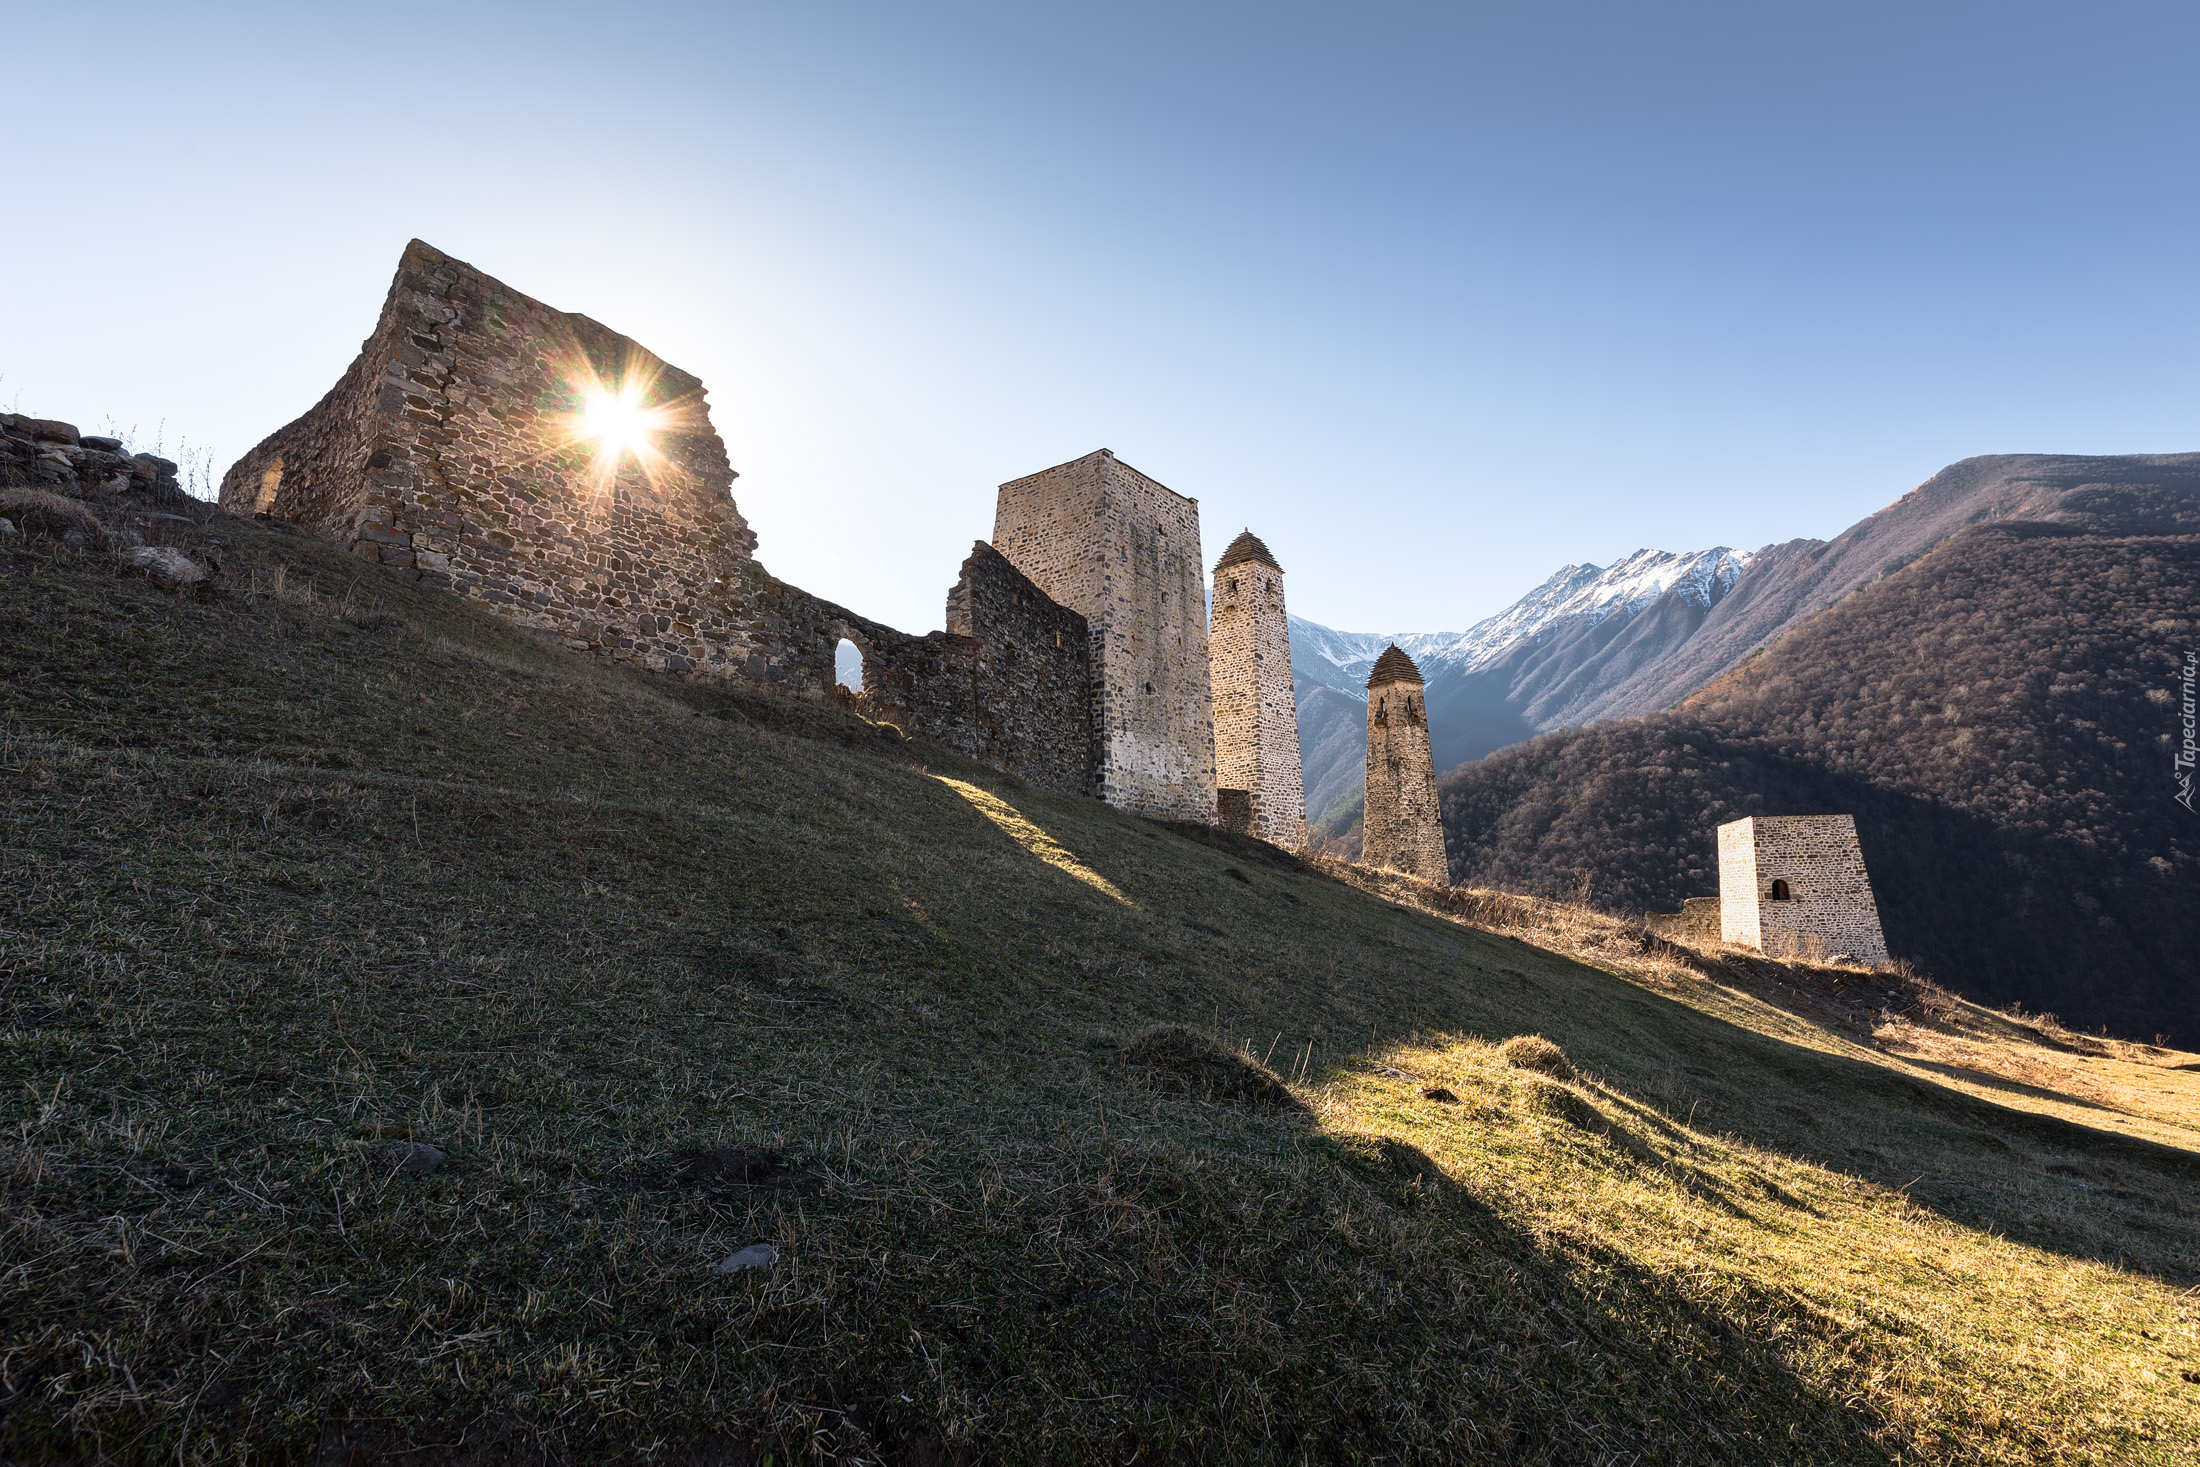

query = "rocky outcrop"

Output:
[[0, 413, 209, 582], [2, 412, 188, 511]]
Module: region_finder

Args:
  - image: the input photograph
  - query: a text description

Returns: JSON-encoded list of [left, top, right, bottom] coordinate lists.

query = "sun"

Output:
[[583, 390, 657, 461]]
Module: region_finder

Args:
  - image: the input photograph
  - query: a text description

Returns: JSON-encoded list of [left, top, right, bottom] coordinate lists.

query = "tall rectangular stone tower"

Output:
[[1209, 530, 1306, 847], [992, 450, 1217, 822], [1717, 815, 1890, 965], [1362, 645, 1449, 879]]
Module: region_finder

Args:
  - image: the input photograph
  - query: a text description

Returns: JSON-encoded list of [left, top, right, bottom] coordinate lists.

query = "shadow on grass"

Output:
[[874, 1130, 1910, 1464]]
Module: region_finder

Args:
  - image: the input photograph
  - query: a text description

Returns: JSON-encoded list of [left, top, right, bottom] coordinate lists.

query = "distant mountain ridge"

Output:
[[1293, 452, 2200, 838], [1596, 452, 2200, 720], [1293, 548, 1754, 832], [1293, 546, 1751, 691]]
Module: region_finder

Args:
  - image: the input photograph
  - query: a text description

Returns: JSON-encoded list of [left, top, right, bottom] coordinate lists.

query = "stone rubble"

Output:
[[124, 544, 209, 586], [715, 1243, 778, 1273]]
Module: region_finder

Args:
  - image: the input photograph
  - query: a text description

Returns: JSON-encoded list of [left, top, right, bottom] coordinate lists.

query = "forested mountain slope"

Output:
[[1297, 454, 2200, 843], [1438, 523, 2200, 1042]]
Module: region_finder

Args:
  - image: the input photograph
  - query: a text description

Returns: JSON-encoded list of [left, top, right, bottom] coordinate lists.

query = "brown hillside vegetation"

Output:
[[1438, 524, 2200, 1045], [1597, 451, 2200, 720], [4, 515, 2200, 1463]]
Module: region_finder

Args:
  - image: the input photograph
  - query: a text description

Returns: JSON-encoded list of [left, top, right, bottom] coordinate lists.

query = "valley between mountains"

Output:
[[1293, 451, 2200, 1042]]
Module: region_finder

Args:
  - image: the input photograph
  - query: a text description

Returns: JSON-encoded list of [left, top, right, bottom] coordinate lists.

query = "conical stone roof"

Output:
[[1366, 643, 1424, 688], [1215, 529, 1281, 573]]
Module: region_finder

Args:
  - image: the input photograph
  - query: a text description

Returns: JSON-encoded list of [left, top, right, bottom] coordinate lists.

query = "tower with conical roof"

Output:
[[1209, 530, 1306, 846], [1363, 644, 1448, 878]]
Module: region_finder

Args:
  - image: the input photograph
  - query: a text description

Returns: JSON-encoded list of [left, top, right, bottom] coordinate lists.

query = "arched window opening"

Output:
[[835, 638, 864, 694], [1769, 878, 1791, 902]]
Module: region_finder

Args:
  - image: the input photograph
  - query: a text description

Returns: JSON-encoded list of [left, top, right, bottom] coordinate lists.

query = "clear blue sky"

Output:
[[5, 1, 2195, 632]]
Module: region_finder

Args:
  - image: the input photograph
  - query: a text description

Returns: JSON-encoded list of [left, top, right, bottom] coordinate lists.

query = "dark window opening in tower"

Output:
[[1770, 879, 1791, 901]]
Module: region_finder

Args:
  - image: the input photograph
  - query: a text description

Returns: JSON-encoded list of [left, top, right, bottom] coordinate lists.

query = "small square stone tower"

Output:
[[1210, 530, 1306, 847], [1362, 644, 1449, 879], [992, 450, 1218, 823], [1717, 815, 1890, 965]]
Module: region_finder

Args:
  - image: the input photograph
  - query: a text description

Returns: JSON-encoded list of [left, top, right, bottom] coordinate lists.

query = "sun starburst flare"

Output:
[[533, 337, 710, 504]]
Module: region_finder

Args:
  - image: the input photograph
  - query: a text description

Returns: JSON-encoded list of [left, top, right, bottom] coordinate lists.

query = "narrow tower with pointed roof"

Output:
[[1362, 644, 1449, 878], [1209, 530, 1306, 846]]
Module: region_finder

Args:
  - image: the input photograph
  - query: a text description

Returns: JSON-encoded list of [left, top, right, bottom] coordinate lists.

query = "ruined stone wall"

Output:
[[854, 542, 1093, 795], [1363, 658, 1449, 879], [216, 240, 1101, 795], [219, 240, 793, 682], [1209, 533, 1305, 846], [992, 449, 1217, 822], [3, 413, 185, 507], [1718, 815, 1890, 965]]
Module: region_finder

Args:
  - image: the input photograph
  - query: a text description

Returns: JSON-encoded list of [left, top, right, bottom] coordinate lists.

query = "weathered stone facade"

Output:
[[851, 542, 1094, 795], [1717, 815, 1890, 965], [217, 240, 789, 681], [1362, 645, 1449, 879], [216, 241, 1102, 795], [992, 450, 1218, 822], [1209, 530, 1305, 846]]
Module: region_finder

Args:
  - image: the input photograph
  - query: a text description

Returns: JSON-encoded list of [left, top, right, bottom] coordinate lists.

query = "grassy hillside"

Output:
[[1439, 524, 2200, 1044], [5, 516, 2200, 1464]]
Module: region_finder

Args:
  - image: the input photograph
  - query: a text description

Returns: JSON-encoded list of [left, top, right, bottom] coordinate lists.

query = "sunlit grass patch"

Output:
[[930, 774, 1133, 905]]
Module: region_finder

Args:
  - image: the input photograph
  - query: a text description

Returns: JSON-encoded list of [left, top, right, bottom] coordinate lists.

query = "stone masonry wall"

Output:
[[216, 240, 1098, 794], [1363, 657, 1449, 879], [1645, 896, 1722, 944], [219, 239, 782, 681], [992, 449, 1217, 822], [854, 542, 1094, 795], [1718, 815, 1890, 965], [1209, 532, 1306, 846]]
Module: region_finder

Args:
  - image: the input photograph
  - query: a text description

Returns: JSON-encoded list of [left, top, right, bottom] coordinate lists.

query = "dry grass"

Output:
[[3, 516, 2199, 1463], [0, 489, 102, 540]]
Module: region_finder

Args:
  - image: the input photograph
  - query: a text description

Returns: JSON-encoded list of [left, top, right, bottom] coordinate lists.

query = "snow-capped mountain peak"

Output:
[[1292, 547, 1751, 687]]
